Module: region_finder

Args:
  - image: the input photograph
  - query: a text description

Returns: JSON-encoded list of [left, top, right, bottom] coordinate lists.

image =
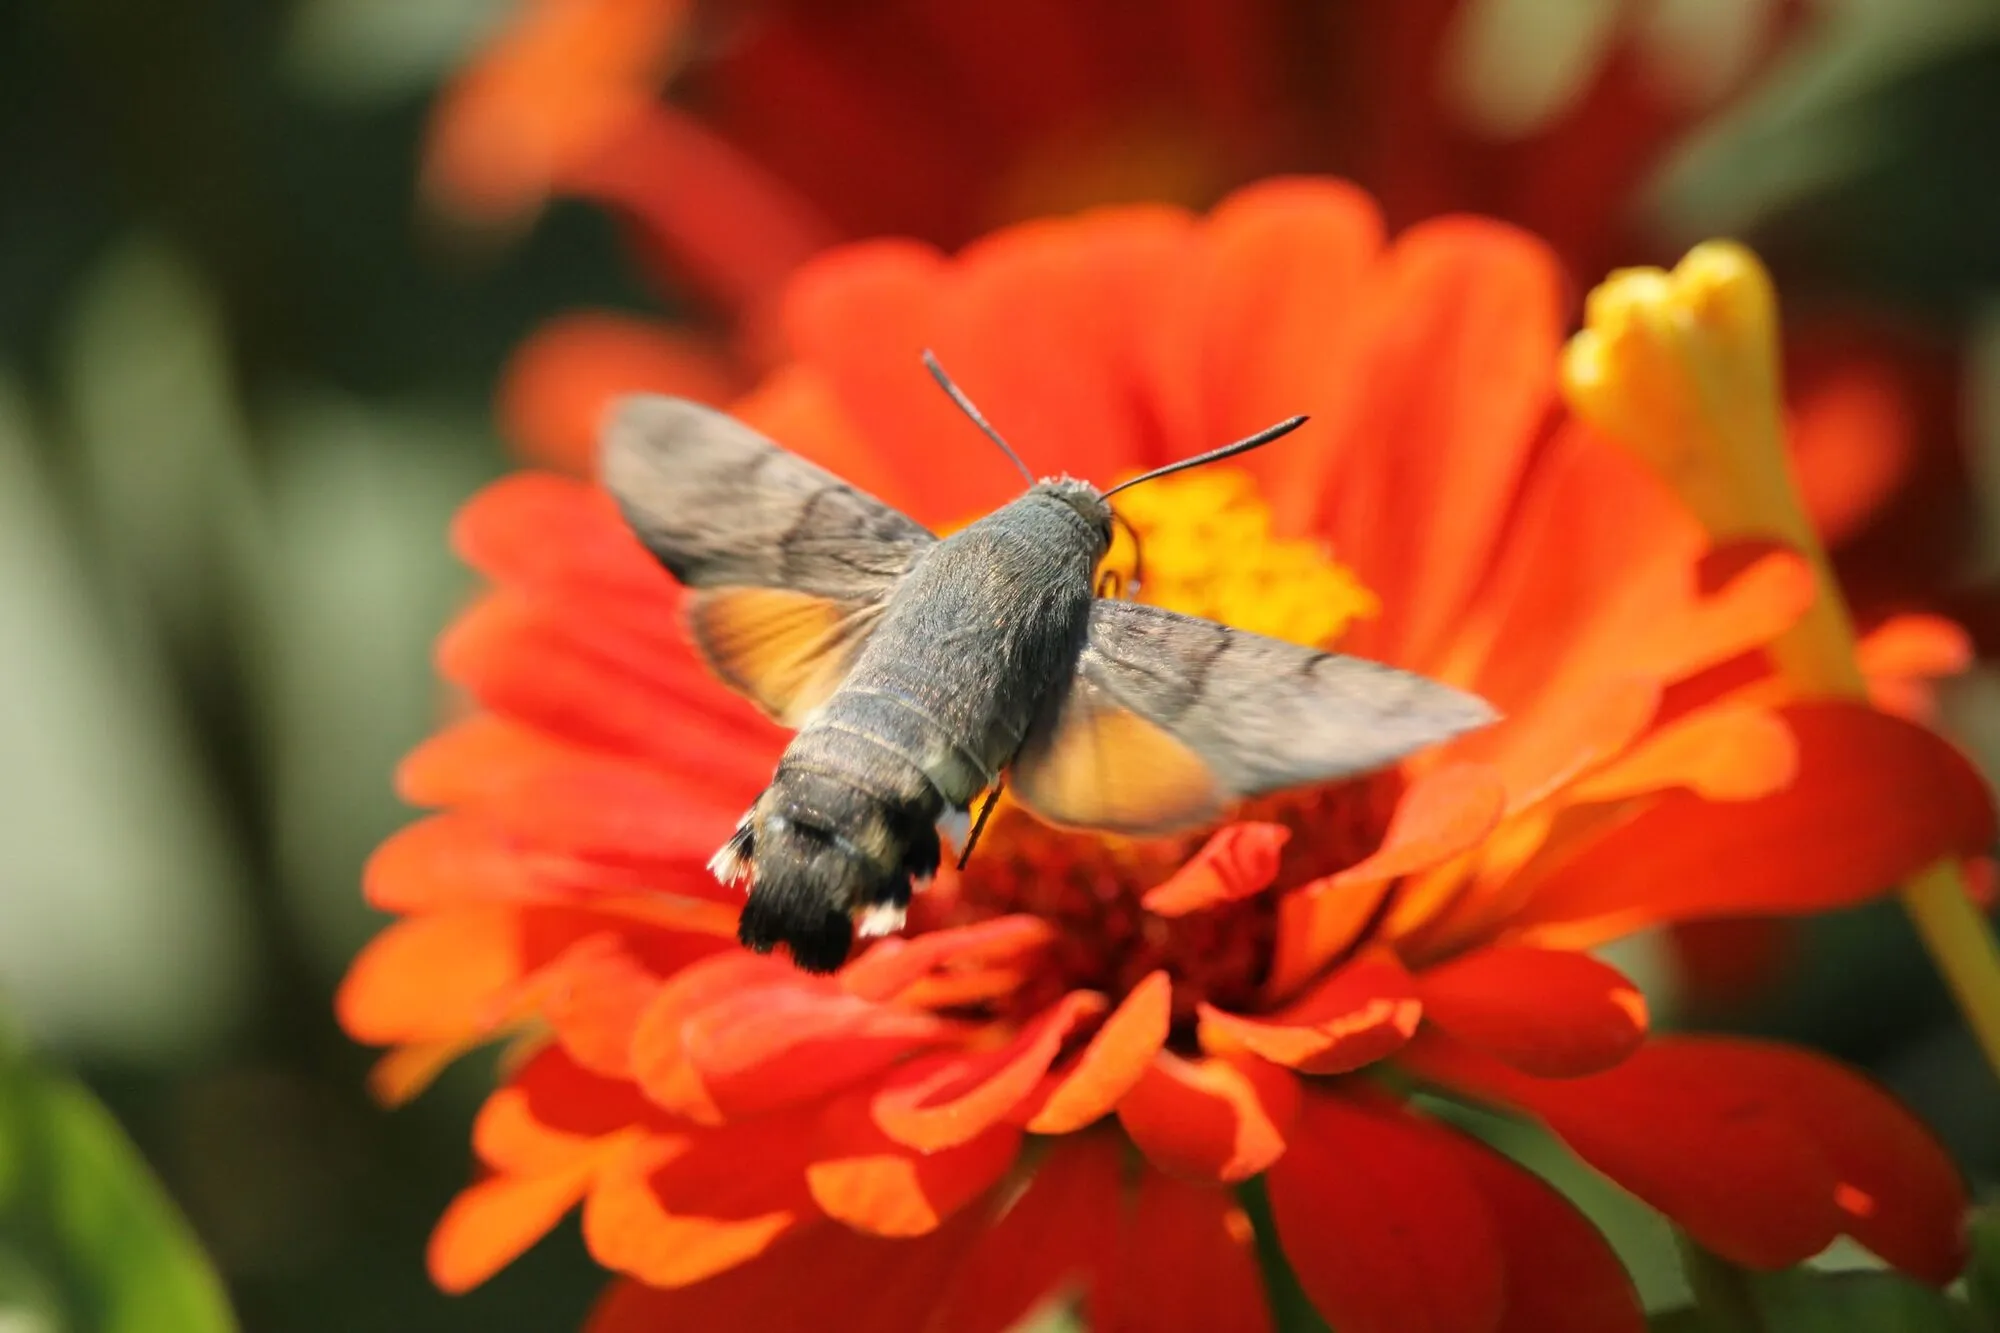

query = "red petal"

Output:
[[564, 107, 835, 319], [839, 916, 1056, 1003], [1099, 1169, 1272, 1333], [1311, 217, 1562, 667], [543, 939, 669, 1079], [871, 991, 1107, 1151], [930, 1134, 1124, 1333], [1197, 947, 1420, 1074], [1265, 1094, 1505, 1333], [1117, 1051, 1299, 1183], [1513, 702, 1996, 947], [933, 208, 1193, 490], [1658, 1041, 1968, 1282], [1142, 823, 1291, 917], [498, 313, 742, 472], [805, 1089, 1020, 1237], [1402, 1033, 1841, 1268], [586, 1213, 984, 1333], [1159, 179, 1382, 483], [1432, 1133, 1643, 1333], [364, 813, 541, 911], [1268, 764, 1506, 997], [1414, 946, 1647, 1078], [1026, 970, 1172, 1133], [451, 473, 664, 601]]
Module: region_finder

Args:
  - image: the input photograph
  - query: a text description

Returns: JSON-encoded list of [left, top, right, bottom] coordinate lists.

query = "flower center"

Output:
[[920, 470, 1392, 1036]]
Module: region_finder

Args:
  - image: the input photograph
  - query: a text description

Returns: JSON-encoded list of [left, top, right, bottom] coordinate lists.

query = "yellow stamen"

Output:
[[1562, 240, 2000, 1077], [1112, 467, 1379, 647]]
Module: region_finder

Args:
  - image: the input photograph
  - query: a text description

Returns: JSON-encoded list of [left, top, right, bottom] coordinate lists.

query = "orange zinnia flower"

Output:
[[341, 181, 1989, 1332]]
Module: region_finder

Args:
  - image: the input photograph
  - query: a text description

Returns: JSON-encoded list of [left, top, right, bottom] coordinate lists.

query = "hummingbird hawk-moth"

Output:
[[601, 355, 1497, 973]]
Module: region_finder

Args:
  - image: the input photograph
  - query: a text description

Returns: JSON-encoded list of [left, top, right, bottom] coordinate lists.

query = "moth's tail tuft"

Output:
[[708, 817, 755, 887]]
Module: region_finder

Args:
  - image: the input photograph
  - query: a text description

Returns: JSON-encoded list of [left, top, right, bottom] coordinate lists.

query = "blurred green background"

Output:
[[0, 0, 1997, 1330]]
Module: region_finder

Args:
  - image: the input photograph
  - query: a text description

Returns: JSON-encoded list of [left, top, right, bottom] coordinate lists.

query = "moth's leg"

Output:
[[957, 782, 1005, 869]]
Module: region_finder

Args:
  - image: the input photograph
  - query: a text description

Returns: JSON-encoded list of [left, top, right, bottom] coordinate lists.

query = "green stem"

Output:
[[1676, 1236, 1763, 1333]]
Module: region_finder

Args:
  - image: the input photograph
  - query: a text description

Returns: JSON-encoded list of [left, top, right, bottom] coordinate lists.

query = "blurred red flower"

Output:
[[341, 182, 1988, 1331]]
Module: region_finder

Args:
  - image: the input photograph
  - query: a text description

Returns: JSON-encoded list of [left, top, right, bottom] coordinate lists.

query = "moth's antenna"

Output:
[[923, 350, 1035, 486], [1100, 415, 1309, 499]]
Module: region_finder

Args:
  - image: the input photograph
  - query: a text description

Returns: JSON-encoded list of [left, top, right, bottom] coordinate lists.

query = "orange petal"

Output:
[[1264, 1093, 1505, 1333], [421, 0, 685, 220], [1402, 1032, 1841, 1268], [806, 1089, 1020, 1237], [1568, 702, 1797, 805], [430, 1158, 604, 1293], [1099, 1169, 1272, 1333], [871, 991, 1107, 1151], [1025, 970, 1172, 1133], [1142, 822, 1291, 917], [1267, 876, 1396, 1004], [1198, 948, 1419, 1074], [1456, 674, 1661, 815], [583, 1139, 803, 1289], [1116, 1051, 1299, 1183], [1414, 946, 1648, 1078], [582, 1108, 822, 1288], [499, 313, 743, 472], [1857, 613, 1973, 682], [336, 907, 525, 1045], [1336, 765, 1506, 889], [1512, 702, 1996, 948]]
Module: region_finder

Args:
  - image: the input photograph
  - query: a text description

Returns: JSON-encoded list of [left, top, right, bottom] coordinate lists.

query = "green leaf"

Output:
[[1967, 1207, 2000, 1332], [1749, 1268, 1970, 1333], [0, 1028, 237, 1333]]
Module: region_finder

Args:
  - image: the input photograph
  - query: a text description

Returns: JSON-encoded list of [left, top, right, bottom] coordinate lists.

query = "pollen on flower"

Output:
[[1108, 467, 1380, 647]]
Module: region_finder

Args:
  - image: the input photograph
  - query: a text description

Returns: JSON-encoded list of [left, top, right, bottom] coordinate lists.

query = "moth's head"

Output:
[[1030, 477, 1114, 557]]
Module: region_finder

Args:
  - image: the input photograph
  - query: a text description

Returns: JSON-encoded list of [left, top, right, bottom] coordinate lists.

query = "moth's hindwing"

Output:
[[1009, 600, 1498, 836], [686, 587, 884, 726]]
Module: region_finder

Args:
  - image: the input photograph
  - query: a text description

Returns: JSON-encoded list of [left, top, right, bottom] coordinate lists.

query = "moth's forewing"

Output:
[[600, 395, 936, 600], [1009, 600, 1497, 836]]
